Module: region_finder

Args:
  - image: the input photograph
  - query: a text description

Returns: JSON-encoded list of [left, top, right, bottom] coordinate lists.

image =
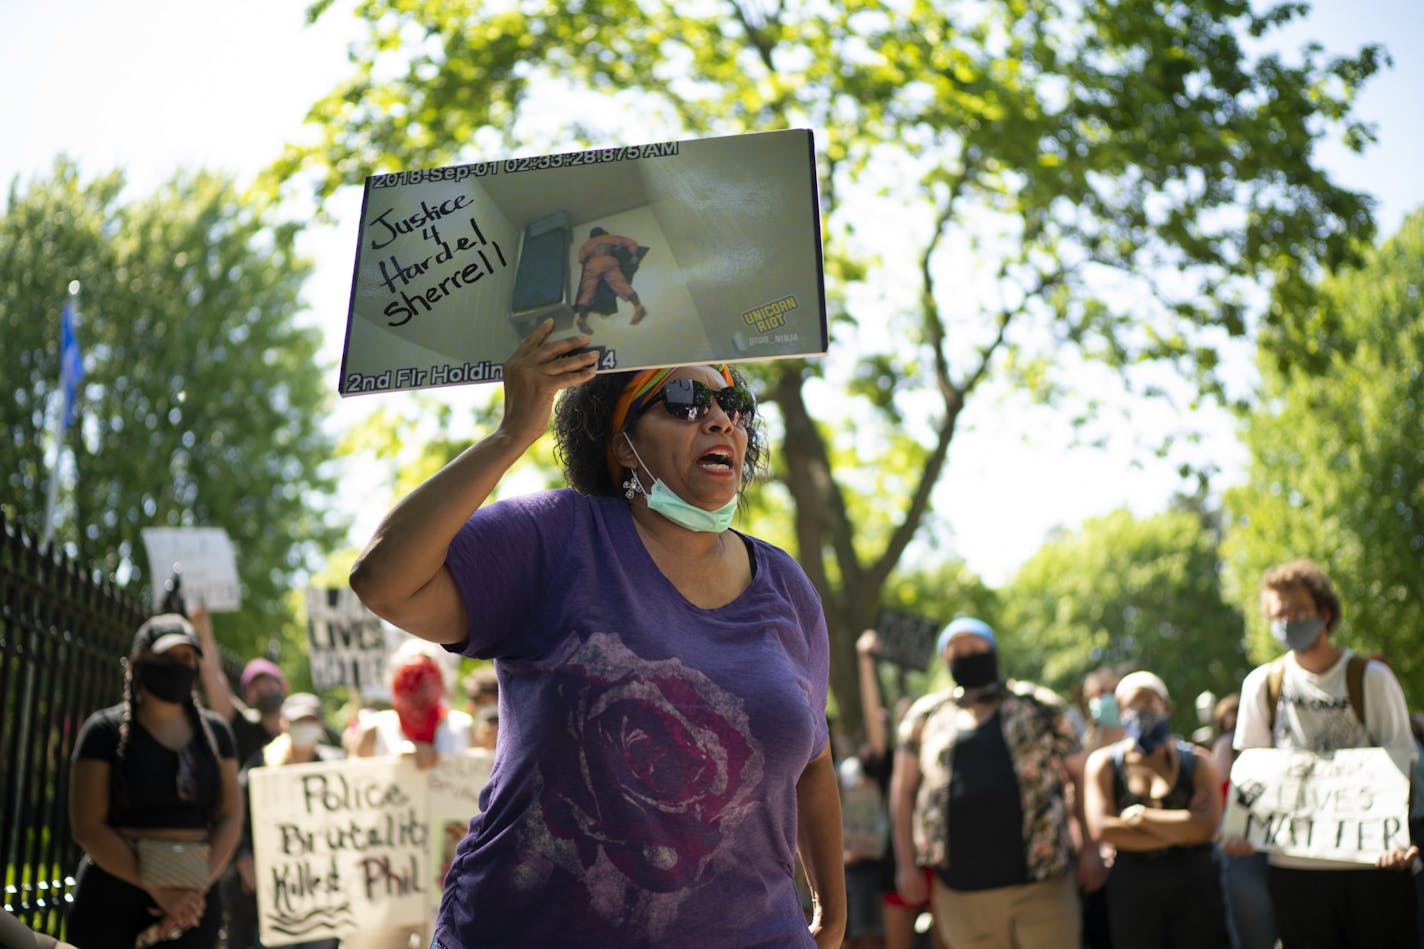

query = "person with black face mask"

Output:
[[68, 614, 242, 948], [190, 604, 286, 768], [187, 606, 292, 949], [889, 617, 1104, 949], [1083, 671, 1229, 948]]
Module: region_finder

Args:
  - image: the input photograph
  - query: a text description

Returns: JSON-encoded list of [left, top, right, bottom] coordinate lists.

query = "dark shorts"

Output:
[[846, 860, 886, 937], [66, 855, 222, 949]]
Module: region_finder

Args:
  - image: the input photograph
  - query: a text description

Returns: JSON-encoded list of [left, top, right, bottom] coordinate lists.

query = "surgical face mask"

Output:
[[1270, 615, 1324, 652], [1089, 693, 1121, 729], [288, 720, 324, 750], [136, 661, 198, 704], [1122, 707, 1171, 754], [623, 435, 738, 533]]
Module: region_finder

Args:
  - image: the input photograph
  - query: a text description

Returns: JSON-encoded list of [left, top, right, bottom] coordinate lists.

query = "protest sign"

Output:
[[305, 587, 391, 692], [250, 750, 493, 946], [1222, 747, 1411, 864], [339, 129, 827, 395], [871, 609, 941, 669], [140, 526, 241, 612]]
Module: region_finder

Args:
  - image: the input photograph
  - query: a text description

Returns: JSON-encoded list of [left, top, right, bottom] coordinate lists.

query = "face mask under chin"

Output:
[[623, 435, 738, 534]]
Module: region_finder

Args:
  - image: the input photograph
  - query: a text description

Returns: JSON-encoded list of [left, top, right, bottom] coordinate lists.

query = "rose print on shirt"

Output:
[[515, 631, 767, 934]]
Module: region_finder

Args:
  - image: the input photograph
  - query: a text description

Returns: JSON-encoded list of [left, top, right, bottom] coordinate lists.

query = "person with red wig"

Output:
[[350, 639, 474, 766]]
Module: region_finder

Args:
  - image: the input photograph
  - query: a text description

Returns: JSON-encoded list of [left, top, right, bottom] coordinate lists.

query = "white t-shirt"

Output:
[[1234, 647, 1416, 868]]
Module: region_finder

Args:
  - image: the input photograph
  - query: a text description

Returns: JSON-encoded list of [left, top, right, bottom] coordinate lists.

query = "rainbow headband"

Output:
[[605, 365, 736, 483]]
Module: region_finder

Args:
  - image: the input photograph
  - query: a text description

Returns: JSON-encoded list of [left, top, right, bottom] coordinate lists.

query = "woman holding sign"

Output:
[[351, 319, 845, 948], [67, 615, 242, 949]]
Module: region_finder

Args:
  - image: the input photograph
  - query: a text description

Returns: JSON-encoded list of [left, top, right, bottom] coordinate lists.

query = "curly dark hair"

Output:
[[552, 367, 765, 497]]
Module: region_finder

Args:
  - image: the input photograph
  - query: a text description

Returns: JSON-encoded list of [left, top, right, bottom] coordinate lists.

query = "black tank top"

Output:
[[1110, 739, 1197, 812]]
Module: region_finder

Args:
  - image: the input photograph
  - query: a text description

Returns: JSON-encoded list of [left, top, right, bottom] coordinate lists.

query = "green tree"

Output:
[[998, 507, 1248, 731], [1222, 210, 1424, 703], [0, 160, 346, 655], [277, 0, 1381, 734]]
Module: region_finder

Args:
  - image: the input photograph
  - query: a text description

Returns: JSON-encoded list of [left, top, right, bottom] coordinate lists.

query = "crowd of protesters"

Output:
[[49, 338, 1421, 949], [54, 546, 1424, 949], [839, 558, 1423, 949], [54, 549, 1424, 949], [58, 603, 496, 949]]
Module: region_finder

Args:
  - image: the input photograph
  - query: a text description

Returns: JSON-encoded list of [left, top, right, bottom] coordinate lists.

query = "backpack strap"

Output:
[[1176, 740, 1197, 787], [1265, 656, 1287, 733], [1266, 653, 1369, 733], [1345, 653, 1367, 728]]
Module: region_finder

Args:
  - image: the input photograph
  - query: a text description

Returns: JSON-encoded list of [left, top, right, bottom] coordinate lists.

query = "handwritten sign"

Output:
[[1222, 747, 1411, 864], [249, 751, 493, 946], [340, 129, 827, 395], [305, 587, 391, 691], [140, 527, 241, 612]]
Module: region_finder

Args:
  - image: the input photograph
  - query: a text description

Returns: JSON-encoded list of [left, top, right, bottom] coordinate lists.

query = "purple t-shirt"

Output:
[[436, 489, 829, 948]]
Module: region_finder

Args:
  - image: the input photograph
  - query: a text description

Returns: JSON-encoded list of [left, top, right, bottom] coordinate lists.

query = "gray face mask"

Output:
[[1270, 615, 1324, 652]]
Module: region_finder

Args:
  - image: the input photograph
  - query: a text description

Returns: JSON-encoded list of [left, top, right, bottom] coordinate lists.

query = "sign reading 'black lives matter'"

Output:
[[339, 129, 828, 395], [1222, 747, 1411, 864]]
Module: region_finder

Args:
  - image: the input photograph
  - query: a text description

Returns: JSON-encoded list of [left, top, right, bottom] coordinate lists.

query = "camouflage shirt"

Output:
[[898, 680, 1081, 880]]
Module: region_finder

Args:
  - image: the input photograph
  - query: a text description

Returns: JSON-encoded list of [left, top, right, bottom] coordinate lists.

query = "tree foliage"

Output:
[[1222, 210, 1424, 703], [278, 0, 1381, 734], [0, 161, 345, 655], [998, 507, 1249, 732]]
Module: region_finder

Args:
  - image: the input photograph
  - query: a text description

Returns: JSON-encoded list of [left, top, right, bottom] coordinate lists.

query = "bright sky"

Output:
[[3, 0, 1421, 585]]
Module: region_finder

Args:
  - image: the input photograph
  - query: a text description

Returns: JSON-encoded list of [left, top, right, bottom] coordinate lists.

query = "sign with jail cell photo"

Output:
[[339, 129, 828, 395]]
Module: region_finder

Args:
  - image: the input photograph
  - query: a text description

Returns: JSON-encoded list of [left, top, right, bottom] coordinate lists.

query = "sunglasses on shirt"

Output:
[[647, 378, 756, 427], [176, 747, 196, 802]]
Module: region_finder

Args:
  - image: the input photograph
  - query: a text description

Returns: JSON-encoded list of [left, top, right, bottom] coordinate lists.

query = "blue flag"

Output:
[[60, 299, 83, 431]]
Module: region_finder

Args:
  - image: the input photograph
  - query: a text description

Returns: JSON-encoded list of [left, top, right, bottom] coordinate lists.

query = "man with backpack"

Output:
[[1228, 558, 1419, 947]]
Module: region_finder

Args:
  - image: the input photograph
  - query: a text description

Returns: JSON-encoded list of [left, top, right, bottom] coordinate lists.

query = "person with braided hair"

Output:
[[67, 615, 242, 947]]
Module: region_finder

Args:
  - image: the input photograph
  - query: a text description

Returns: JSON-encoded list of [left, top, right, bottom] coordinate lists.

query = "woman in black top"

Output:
[[68, 615, 242, 947], [1083, 670, 1229, 949]]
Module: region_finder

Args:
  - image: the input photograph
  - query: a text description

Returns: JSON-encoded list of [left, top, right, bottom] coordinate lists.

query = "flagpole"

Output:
[[40, 281, 82, 550]]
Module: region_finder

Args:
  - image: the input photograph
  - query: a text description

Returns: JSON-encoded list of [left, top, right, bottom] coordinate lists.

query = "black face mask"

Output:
[[137, 661, 198, 703], [949, 650, 999, 690], [254, 689, 286, 715]]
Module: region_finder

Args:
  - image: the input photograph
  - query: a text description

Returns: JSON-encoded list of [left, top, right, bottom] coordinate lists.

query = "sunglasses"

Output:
[[646, 378, 756, 427], [176, 747, 196, 802]]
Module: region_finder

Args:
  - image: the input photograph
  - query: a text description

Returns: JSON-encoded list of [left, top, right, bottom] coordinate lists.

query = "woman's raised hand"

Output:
[[498, 319, 599, 445]]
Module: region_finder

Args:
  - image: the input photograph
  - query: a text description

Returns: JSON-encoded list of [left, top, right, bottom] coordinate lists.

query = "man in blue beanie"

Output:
[[890, 617, 1105, 949]]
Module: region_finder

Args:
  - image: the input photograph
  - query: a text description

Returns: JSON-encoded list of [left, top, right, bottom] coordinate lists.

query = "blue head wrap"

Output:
[[936, 616, 996, 656]]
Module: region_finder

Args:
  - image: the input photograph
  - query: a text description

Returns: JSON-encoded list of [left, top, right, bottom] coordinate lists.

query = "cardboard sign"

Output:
[[304, 587, 392, 692], [871, 609, 942, 669], [140, 526, 241, 612], [249, 750, 493, 946], [1222, 747, 1411, 864], [339, 129, 828, 395]]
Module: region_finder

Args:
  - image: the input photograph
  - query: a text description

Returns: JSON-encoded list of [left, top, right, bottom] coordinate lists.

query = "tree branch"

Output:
[[775, 364, 860, 608]]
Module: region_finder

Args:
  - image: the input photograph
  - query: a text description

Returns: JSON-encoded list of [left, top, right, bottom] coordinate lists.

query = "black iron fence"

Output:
[[1, 510, 145, 937]]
